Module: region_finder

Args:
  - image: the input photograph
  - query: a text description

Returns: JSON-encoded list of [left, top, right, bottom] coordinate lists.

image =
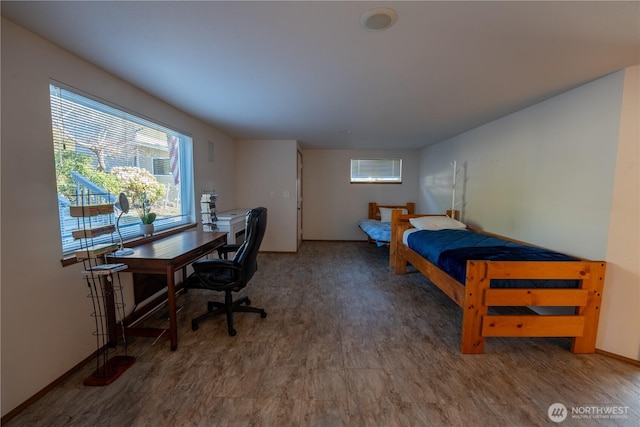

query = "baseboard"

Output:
[[301, 239, 369, 243], [257, 240, 370, 254], [1, 348, 100, 424], [595, 348, 640, 367]]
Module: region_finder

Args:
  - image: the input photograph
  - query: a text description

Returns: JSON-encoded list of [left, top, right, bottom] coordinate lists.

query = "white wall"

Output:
[[1, 18, 236, 416], [235, 140, 298, 252], [418, 69, 639, 360], [600, 66, 640, 360], [302, 149, 419, 241], [418, 72, 624, 259]]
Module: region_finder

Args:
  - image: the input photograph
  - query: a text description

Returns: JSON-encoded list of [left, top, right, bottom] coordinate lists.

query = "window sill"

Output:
[[350, 181, 402, 184], [60, 223, 197, 267]]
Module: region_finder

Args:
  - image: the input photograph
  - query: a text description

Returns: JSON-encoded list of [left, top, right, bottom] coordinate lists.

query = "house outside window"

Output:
[[49, 82, 193, 255]]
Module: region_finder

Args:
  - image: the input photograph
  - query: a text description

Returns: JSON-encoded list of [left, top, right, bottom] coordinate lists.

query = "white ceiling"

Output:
[[2, 1, 639, 149]]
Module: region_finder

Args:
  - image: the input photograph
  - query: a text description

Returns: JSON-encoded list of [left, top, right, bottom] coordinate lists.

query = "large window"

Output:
[[350, 158, 402, 183], [50, 82, 193, 255]]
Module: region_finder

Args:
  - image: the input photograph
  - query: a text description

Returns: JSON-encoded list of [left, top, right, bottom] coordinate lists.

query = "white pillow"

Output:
[[409, 216, 466, 231], [379, 207, 408, 222]]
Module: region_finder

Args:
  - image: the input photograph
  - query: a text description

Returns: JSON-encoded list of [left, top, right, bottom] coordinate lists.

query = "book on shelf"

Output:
[[75, 242, 119, 259], [69, 204, 114, 217], [81, 263, 127, 277], [72, 224, 116, 239]]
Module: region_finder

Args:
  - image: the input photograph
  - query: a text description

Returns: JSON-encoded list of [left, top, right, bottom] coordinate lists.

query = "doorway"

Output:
[[297, 150, 303, 250]]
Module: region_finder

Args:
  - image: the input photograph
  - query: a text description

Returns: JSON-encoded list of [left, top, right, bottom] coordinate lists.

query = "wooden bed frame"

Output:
[[367, 202, 415, 221], [362, 202, 416, 245], [388, 209, 458, 268], [390, 210, 606, 354]]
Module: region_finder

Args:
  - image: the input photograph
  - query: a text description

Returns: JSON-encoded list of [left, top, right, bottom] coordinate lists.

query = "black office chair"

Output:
[[187, 207, 267, 336]]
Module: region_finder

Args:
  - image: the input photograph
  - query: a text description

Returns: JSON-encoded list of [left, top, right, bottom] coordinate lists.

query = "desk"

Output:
[[109, 229, 227, 350], [216, 209, 248, 244]]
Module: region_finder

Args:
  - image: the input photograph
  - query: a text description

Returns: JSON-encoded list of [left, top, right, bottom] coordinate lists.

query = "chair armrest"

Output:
[[217, 244, 242, 259]]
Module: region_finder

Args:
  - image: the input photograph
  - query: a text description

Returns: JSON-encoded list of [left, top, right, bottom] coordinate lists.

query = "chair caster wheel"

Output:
[[229, 328, 237, 336], [207, 301, 215, 312], [245, 298, 252, 306], [260, 311, 267, 318], [192, 321, 199, 331]]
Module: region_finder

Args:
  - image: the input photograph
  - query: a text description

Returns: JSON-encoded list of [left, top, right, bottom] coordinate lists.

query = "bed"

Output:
[[390, 210, 606, 354], [358, 202, 415, 246]]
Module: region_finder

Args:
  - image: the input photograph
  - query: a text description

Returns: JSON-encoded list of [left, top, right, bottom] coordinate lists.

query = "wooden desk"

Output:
[[108, 229, 227, 350]]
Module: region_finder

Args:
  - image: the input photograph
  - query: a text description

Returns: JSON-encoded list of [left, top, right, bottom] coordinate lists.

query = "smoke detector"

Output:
[[360, 7, 398, 32]]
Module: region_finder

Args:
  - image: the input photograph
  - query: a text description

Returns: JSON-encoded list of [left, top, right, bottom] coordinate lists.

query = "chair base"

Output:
[[191, 294, 266, 336]]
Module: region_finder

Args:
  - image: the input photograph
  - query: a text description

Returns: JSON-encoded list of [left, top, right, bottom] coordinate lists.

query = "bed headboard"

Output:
[[388, 209, 454, 268], [368, 202, 415, 220]]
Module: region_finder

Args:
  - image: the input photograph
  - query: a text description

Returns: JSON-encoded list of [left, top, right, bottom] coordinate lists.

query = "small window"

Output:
[[350, 158, 402, 183], [153, 158, 171, 175]]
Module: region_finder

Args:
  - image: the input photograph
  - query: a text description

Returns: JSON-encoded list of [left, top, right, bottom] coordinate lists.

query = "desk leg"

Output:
[[167, 265, 178, 351]]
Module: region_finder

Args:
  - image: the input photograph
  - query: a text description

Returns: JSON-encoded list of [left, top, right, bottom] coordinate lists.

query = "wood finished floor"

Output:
[[7, 241, 640, 427]]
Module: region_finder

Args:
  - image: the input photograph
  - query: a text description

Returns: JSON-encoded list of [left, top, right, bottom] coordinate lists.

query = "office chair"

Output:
[[187, 207, 267, 336]]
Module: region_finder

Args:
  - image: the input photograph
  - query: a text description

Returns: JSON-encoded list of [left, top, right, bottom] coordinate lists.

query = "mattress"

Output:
[[404, 228, 579, 289], [358, 219, 390, 246]]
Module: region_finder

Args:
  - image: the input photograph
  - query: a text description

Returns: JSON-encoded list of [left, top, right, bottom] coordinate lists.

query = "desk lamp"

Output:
[[114, 192, 134, 256]]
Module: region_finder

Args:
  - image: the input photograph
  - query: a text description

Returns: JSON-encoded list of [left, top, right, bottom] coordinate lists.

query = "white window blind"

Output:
[[350, 158, 402, 183], [50, 82, 193, 255]]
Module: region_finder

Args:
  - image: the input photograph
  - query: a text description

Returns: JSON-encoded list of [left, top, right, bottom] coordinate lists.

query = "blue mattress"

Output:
[[358, 219, 390, 246], [406, 229, 579, 289]]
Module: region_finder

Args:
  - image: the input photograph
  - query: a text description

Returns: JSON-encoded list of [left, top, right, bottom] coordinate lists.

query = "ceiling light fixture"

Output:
[[360, 7, 398, 32]]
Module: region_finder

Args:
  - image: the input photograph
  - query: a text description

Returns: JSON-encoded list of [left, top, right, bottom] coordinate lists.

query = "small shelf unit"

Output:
[[201, 191, 219, 232], [71, 193, 134, 386]]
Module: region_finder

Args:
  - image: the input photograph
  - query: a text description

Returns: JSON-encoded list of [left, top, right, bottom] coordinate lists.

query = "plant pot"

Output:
[[140, 223, 154, 236]]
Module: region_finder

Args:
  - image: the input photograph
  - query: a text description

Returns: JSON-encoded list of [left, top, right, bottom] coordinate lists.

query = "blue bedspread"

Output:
[[358, 219, 390, 246], [407, 229, 578, 289]]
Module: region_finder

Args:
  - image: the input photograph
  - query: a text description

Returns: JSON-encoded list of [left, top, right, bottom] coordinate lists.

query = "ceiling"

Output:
[[2, 1, 639, 150]]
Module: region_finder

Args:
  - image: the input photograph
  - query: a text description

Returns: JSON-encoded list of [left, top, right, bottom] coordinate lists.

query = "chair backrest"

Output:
[[232, 207, 267, 284]]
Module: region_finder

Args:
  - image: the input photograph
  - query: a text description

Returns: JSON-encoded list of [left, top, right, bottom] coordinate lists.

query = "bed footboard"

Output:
[[394, 238, 606, 354], [462, 260, 605, 354]]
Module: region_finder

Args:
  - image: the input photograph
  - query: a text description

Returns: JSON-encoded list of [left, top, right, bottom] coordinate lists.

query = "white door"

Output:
[[297, 150, 303, 249]]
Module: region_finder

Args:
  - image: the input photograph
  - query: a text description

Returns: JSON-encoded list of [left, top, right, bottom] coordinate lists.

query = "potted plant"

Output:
[[111, 166, 164, 236], [138, 192, 157, 236]]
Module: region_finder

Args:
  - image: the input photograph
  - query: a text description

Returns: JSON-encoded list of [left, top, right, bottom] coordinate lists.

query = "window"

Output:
[[152, 158, 171, 176], [50, 82, 193, 255], [350, 158, 402, 183]]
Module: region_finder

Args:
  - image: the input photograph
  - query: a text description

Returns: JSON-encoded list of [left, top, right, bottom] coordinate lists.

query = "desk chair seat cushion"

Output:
[[187, 260, 242, 292]]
